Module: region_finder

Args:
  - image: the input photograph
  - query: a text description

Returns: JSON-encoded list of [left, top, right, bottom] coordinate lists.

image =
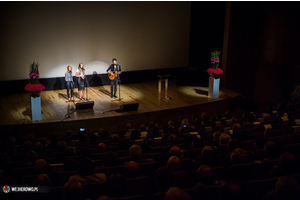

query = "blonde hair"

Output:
[[67, 66, 72, 73]]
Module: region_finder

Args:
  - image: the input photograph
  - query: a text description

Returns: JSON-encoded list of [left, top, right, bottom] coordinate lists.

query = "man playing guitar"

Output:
[[106, 58, 122, 98]]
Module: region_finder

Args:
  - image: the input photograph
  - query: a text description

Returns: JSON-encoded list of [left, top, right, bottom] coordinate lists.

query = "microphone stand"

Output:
[[84, 73, 90, 101], [112, 73, 125, 103]]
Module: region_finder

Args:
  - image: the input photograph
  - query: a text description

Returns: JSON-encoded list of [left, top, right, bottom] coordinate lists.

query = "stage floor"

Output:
[[0, 80, 240, 127]]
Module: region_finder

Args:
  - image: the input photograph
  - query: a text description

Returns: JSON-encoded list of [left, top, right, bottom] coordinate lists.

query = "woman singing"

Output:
[[76, 63, 85, 100], [65, 65, 74, 101]]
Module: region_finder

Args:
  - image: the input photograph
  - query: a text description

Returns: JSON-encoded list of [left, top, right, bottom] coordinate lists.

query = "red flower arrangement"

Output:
[[207, 68, 223, 75], [207, 50, 223, 76], [24, 61, 45, 93], [25, 83, 45, 92]]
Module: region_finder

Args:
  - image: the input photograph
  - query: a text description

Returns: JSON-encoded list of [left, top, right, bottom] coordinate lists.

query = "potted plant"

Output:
[[24, 61, 45, 96], [207, 50, 223, 78]]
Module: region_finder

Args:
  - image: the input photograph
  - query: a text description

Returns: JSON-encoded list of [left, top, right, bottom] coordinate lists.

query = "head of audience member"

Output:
[[25, 151, 38, 166], [108, 174, 127, 197], [201, 145, 218, 167], [169, 146, 182, 158], [77, 158, 95, 176], [97, 196, 111, 200], [213, 131, 222, 140], [65, 130, 72, 137], [23, 140, 32, 152], [167, 156, 182, 172], [64, 158, 78, 171], [111, 134, 120, 143], [196, 165, 215, 186], [130, 129, 140, 140], [273, 176, 299, 200], [264, 141, 280, 160], [38, 137, 47, 147], [230, 148, 249, 165], [89, 134, 97, 145], [155, 167, 174, 192], [124, 161, 140, 178], [219, 133, 231, 145], [34, 174, 51, 186], [221, 182, 241, 200], [139, 124, 146, 132], [246, 112, 255, 122], [34, 159, 48, 174], [126, 123, 132, 130], [129, 144, 143, 161], [98, 128, 109, 138], [227, 139, 239, 153], [232, 123, 242, 133], [254, 134, 268, 150], [165, 187, 192, 200], [168, 134, 178, 145], [168, 121, 175, 126], [33, 141, 43, 153], [97, 143, 107, 152], [57, 140, 67, 152], [63, 177, 83, 200], [148, 121, 155, 131], [262, 113, 271, 122], [103, 152, 117, 167], [278, 152, 296, 176]]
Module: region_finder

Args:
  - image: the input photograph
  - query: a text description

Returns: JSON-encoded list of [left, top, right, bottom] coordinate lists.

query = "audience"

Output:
[[2, 95, 300, 200]]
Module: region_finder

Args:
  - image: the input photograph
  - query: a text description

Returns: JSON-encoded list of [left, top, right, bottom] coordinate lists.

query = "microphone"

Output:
[[82, 68, 85, 71]]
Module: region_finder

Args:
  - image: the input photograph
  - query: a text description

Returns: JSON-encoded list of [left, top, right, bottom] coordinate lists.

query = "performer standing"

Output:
[[107, 58, 121, 98], [76, 63, 85, 100], [65, 65, 74, 101]]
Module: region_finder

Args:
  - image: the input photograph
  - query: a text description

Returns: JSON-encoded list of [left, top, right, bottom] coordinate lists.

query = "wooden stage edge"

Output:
[[0, 80, 241, 138]]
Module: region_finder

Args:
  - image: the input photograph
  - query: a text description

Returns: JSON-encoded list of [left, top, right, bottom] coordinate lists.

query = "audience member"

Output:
[[167, 156, 182, 172], [70, 158, 106, 183], [63, 177, 83, 200], [263, 176, 300, 200], [34, 159, 48, 174], [165, 187, 192, 200]]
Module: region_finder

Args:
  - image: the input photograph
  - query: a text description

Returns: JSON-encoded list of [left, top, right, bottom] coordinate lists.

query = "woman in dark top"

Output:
[[75, 63, 85, 100]]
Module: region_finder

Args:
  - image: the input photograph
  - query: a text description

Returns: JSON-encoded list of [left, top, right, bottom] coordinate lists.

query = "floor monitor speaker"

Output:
[[76, 101, 94, 110], [120, 103, 139, 111]]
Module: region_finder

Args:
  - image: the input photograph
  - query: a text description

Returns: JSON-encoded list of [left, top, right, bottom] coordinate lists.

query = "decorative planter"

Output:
[[30, 92, 42, 120], [208, 76, 220, 98]]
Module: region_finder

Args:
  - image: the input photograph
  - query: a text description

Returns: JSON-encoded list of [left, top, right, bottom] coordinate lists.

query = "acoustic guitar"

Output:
[[108, 69, 127, 80]]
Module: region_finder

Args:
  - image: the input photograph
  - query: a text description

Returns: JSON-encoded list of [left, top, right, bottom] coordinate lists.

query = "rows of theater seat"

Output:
[[1, 99, 300, 200]]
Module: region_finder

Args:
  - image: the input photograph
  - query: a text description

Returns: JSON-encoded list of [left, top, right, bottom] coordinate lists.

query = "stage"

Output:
[[0, 80, 241, 137]]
